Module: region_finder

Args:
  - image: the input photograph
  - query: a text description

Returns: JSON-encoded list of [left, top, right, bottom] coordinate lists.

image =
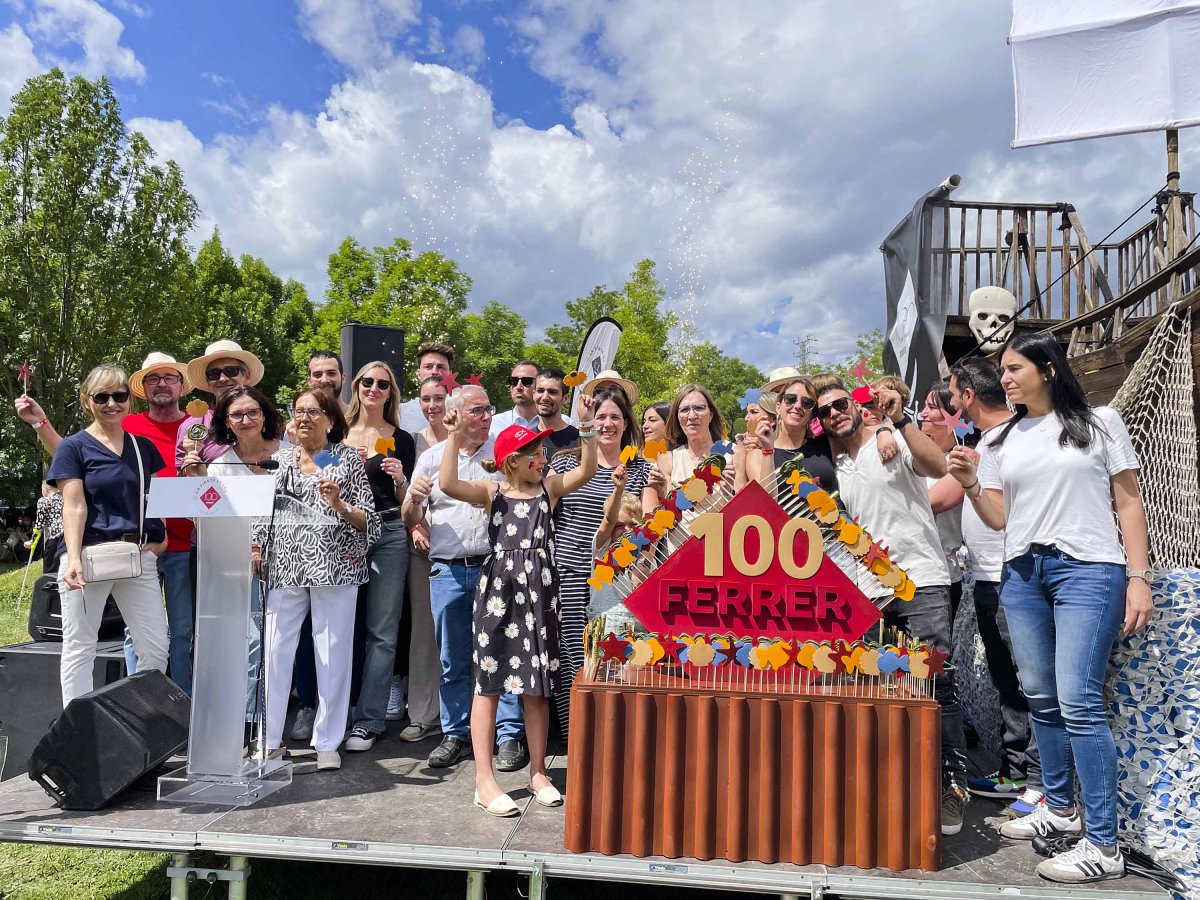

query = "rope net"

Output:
[[1109, 300, 1200, 568]]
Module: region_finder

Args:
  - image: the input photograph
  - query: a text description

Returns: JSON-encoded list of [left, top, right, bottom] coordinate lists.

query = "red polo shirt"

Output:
[[122, 412, 194, 552]]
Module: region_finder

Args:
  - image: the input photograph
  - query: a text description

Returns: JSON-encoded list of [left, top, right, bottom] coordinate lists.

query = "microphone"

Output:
[[217, 459, 280, 470]]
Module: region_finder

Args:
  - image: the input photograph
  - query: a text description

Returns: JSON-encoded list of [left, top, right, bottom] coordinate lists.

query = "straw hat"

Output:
[[129, 352, 193, 400], [761, 366, 804, 395], [186, 339, 264, 393], [580, 369, 640, 405]]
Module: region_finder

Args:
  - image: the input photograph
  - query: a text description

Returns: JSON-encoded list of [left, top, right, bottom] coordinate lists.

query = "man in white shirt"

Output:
[[950, 357, 1042, 814], [489, 361, 540, 435], [403, 385, 527, 771], [817, 383, 970, 836], [399, 341, 455, 434]]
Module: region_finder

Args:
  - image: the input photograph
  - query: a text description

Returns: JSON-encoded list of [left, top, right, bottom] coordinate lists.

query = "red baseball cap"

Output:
[[493, 424, 554, 469]]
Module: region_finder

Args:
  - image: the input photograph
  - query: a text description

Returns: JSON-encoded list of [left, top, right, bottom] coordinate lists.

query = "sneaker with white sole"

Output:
[[1036, 838, 1124, 883], [941, 783, 968, 836], [1000, 801, 1082, 840], [290, 706, 316, 742], [386, 676, 409, 721], [345, 726, 377, 752], [316, 750, 342, 771], [967, 773, 1026, 799], [1009, 787, 1045, 817]]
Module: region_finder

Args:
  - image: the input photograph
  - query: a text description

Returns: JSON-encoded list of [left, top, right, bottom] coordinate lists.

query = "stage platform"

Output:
[[0, 733, 1170, 900]]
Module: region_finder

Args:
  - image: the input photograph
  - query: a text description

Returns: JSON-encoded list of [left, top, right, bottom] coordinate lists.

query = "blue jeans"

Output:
[[428, 559, 523, 743], [1001, 546, 1125, 846], [123, 549, 194, 695], [351, 520, 410, 733]]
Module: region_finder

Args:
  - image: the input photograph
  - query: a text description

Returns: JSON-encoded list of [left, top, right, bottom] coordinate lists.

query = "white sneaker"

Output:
[[290, 706, 316, 742], [316, 750, 341, 771], [1000, 801, 1082, 840], [345, 726, 376, 752], [386, 676, 409, 721], [1036, 838, 1125, 883]]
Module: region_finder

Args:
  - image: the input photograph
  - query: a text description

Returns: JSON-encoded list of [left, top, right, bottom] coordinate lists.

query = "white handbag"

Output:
[[81, 436, 146, 582]]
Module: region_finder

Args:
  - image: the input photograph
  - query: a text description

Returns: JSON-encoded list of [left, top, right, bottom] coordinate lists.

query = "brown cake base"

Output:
[[564, 679, 942, 871]]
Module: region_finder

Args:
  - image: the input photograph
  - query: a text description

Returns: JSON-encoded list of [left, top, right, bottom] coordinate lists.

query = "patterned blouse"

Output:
[[35, 492, 64, 540], [254, 443, 380, 589]]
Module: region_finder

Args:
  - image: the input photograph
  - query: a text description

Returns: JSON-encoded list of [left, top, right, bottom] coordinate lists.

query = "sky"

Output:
[[0, 0, 1192, 372]]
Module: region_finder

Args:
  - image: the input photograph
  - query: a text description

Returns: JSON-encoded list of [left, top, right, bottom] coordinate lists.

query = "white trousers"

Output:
[[264, 584, 357, 752], [58, 551, 168, 705]]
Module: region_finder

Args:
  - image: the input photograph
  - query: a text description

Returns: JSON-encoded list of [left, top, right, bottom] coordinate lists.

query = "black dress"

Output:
[[773, 433, 838, 494], [473, 488, 561, 697]]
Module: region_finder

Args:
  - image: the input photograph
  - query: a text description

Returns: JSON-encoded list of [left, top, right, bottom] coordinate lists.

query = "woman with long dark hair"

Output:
[[948, 332, 1151, 884]]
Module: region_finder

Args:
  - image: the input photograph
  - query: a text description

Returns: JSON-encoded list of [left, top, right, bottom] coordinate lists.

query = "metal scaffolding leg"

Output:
[[169, 853, 190, 900], [528, 860, 546, 900], [227, 856, 250, 900], [466, 869, 485, 900]]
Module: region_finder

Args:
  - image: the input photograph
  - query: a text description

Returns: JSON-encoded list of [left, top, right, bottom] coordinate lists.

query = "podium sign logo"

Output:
[[623, 481, 882, 642], [199, 486, 223, 510]]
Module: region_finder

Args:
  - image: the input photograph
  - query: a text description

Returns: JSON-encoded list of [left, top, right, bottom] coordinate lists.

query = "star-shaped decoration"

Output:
[[864, 539, 889, 569], [710, 439, 734, 456], [598, 632, 628, 663], [658, 634, 685, 664], [925, 645, 949, 676], [16, 361, 33, 387], [713, 638, 736, 666], [441, 371, 462, 392], [694, 464, 722, 488], [941, 406, 966, 434], [465, 373, 484, 387], [660, 491, 682, 517], [849, 359, 874, 383], [737, 388, 762, 410]]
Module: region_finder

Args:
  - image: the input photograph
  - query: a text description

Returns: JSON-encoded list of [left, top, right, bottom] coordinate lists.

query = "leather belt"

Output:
[[430, 554, 488, 568]]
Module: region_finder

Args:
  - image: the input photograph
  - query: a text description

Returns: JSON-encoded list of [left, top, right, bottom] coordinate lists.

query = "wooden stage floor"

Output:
[[0, 729, 1169, 900]]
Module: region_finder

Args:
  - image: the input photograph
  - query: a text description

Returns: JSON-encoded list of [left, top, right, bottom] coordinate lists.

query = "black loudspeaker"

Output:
[[27, 574, 125, 642], [0, 641, 126, 780], [28, 670, 190, 810], [339, 323, 405, 404]]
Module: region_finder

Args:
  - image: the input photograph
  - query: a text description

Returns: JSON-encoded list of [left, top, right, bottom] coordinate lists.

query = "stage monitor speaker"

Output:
[[28, 670, 189, 810], [339, 323, 405, 405], [28, 574, 124, 642], [0, 640, 126, 781]]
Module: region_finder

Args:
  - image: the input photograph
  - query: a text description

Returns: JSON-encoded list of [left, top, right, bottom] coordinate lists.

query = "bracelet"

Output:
[[964, 479, 979, 492], [876, 425, 894, 435], [32, 418, 48, 430], [892, 415, 912, 430], [760, 448, 773, 456], [409, 524, 423, 535], [579, 431, 596, 441], [337, 506, 354, 521]]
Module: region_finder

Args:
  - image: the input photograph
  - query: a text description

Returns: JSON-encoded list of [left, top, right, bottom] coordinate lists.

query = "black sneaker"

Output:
[[941, 783, 968, 836], [495, 739, 529, 772], [427, 736, 472, 768]]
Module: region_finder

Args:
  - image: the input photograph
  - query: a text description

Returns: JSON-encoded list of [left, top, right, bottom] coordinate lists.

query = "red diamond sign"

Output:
[[199, 486, 222, 510], [623, 480, 882, 643]]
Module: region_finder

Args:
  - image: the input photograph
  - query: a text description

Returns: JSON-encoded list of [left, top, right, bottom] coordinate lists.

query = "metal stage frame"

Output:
[[0, 738, 1169, 900]]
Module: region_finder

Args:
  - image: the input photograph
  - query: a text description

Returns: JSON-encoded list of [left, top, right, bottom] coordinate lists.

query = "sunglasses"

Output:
[[815, 397, 852, 420], [143, 373, 183, 386], [780, 393, 816, 411], [360, 376, 391, 391], [92, 390, 130, 405], [206, 364, 247, 382], [508, 375, 536, 387]]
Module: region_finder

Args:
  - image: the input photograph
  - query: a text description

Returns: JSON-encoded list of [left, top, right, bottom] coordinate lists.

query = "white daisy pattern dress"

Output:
[[473, 487, 561, 697]]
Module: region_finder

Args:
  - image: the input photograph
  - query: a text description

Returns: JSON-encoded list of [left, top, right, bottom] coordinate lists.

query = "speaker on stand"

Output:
[[339, 323, 405, 405]]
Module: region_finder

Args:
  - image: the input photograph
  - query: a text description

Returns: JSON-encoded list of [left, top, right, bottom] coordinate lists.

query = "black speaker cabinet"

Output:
[[28, 574, 125, 642], [339, 323, 405, 404], [28, 670, 189, 810], [0, 641, 126, 781]]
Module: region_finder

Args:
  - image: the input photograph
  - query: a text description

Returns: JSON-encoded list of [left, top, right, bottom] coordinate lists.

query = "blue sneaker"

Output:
[[1009, 787, 1045, 816], [967, 773, 1027, 799]]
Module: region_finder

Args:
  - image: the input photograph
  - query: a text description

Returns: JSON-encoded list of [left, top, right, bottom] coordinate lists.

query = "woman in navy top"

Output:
[[47, 365, 169, 705]]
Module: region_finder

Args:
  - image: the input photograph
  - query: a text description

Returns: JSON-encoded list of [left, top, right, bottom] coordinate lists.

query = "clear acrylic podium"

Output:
[[147, 475, 292, 806]]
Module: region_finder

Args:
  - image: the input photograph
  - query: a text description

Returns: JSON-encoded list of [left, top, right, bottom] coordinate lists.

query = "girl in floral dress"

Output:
[[439, 393, 597, 817]]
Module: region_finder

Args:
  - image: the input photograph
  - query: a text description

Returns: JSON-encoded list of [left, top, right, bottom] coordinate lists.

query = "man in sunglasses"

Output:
[[816, 382, 971, 837], [177, 339, 265, 469], [489, 360, 541, 437]]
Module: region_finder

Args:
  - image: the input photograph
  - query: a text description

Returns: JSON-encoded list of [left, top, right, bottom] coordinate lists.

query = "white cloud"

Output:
[[0, 24, 42, 113], [128, 0, 1192, 375], [28, 0, 144, 81]]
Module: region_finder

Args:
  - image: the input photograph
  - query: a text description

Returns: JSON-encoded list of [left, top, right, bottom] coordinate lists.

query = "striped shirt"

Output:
[[549, 454, 652, 573]]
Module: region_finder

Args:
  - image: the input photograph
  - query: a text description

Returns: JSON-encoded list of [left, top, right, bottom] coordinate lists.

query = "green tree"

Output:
[[797, 328, 886, 387], [0, 69, 198, 502], [458, 301, 532, 404], [680, 341, 765, 435]]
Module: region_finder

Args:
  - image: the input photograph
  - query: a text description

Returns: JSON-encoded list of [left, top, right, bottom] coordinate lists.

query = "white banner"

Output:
[[568, 316, 623, 420], [1012, 0, 1200, 147]]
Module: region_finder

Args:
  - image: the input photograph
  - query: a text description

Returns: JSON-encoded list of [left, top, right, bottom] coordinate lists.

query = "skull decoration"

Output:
[[968, 286, 1017, 353]]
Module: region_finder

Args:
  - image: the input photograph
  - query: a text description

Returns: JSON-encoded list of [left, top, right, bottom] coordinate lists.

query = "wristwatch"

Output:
[[892, 414, 912, 430], [1127, 569, 1152, 582]]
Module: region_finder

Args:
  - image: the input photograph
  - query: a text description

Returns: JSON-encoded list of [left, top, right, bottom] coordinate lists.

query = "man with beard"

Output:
[[306, 350, 347, 412], [533, 368, 579, 457], [815, 382, 970, 837]]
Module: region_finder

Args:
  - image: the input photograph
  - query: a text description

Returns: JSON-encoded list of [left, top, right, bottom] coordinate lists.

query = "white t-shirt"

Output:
[[835, 431, 950, 593], [977, 406, 1139, 565], [960, 423, 1007, 582], [398, 398, 425, 437], [925, 469, 963, 585]]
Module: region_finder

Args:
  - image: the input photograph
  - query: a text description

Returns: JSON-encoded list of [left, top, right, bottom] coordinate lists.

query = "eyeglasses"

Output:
[[678, 404, 709, 417], [815, 397, 852, 420], [508, 376, 535, 388], [293, 407, 326, 420], [360, 376, 391, 391], [143, 374, 183, 386], [228, 409, 263, 423], [465, 404, 495, 417], [206, 365, 247, 382], [780, 393, 816, 411], [92, 390, 130, 405]]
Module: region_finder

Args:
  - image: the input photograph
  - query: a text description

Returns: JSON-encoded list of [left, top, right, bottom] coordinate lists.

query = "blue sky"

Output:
[[0, 0, 1186, 370]]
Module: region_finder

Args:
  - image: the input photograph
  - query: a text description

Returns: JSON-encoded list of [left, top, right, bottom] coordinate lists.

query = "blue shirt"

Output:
[[47, 431, 166, 558]]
